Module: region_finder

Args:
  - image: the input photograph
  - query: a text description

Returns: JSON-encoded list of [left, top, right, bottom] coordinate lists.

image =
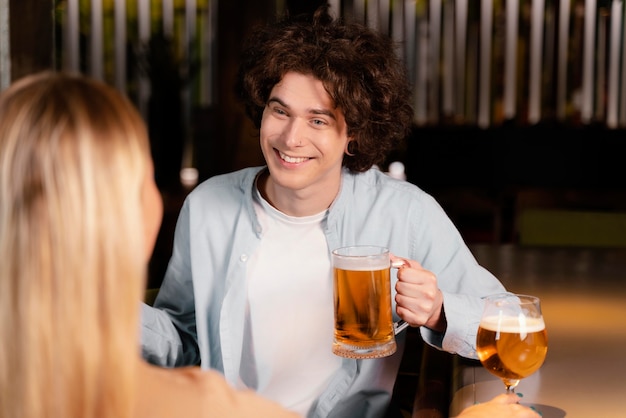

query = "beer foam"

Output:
[[479, 315, 545, 333], [333, 257, 389, 271]]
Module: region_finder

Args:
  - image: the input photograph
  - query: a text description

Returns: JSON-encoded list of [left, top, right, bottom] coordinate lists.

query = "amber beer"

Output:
[[476, 315, 548, 382], [332, 246, 396, 359]]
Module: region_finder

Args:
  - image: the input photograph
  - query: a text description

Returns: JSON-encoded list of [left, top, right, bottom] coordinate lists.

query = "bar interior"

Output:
[[2, 1, 625, 417]]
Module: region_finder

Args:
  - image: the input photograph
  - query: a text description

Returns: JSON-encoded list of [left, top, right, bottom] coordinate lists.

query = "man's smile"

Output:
[[278, 150, 310, 163]]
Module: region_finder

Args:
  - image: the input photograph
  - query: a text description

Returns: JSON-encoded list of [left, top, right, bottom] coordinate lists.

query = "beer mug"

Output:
[[331, 245, 409, 359]]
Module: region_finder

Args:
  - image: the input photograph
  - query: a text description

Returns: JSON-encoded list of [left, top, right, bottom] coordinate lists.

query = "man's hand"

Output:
[[391, 256, 446, 333]]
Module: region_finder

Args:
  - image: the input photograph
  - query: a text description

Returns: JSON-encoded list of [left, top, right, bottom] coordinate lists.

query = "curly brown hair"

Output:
[[236, 4, 414, 172]]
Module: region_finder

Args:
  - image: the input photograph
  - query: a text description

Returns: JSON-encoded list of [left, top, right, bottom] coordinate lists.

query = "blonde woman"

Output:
[[0, 71, 299, 418]]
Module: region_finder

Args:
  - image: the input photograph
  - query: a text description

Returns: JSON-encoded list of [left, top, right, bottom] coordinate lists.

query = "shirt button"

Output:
[[240, 254, 248, 262]]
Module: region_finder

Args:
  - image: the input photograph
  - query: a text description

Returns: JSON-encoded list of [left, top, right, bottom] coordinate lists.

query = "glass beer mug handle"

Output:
[[394, 319, 409, 334], [390, 259, 408, 269], [391, 257, 410, 335]]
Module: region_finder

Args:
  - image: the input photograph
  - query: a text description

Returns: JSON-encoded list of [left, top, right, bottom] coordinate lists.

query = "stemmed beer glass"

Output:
[[476, 293, 548, 393]]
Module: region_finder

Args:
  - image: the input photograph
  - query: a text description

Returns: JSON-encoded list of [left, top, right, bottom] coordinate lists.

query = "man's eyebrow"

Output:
[[310, 108, 337, 121], [267, 96, 287, 107], [268, 96, 337, 121]]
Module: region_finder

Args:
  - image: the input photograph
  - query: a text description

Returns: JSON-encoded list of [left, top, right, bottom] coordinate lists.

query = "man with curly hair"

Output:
[[141, 5, 518, 418]]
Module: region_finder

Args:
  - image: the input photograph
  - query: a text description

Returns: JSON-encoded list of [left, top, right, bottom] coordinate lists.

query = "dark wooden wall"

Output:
[[8, 0, 54, 80]]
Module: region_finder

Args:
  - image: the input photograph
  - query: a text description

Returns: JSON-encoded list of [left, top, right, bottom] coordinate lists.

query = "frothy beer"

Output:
[[477, 316, 548, 380], [332, 254, 395, 358]]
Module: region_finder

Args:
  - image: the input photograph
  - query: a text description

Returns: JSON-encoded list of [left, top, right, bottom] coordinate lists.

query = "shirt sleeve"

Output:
[[412, 193, 506, 359], [141, 199, 201, 367]]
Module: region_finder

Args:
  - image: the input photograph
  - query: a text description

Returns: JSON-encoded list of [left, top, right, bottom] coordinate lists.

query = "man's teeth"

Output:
[[279, 151, 309, 163]]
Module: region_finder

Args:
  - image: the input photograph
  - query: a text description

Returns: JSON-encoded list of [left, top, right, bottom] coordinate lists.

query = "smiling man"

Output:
[[258, 71, 350, 217], [140, 5, 520, 418]]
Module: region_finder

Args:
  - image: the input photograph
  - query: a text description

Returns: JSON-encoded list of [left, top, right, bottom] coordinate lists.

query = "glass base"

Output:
[[332, 339, 397, 359]]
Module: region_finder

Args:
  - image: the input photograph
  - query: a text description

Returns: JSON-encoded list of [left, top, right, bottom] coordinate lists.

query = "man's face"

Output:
[[259, 71, 350, 202]]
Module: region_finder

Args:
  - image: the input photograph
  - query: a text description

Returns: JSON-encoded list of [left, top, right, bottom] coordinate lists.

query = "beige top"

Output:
[[136, 362, 301, 418]]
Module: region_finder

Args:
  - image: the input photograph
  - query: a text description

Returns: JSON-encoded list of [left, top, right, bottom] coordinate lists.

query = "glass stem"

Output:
[[504, 378, 520, 393]]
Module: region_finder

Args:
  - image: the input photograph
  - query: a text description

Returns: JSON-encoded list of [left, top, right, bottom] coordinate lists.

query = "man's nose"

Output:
[[283, 118, 305, 147]]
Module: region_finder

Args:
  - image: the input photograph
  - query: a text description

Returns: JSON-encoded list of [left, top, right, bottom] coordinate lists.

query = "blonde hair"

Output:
[[0, 72, 151, 418]]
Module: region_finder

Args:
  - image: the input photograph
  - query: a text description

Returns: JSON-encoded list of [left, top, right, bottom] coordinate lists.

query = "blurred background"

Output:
[[2, 0, 626, 289]]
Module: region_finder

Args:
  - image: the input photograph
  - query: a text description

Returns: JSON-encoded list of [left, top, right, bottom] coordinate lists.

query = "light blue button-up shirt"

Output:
[[141, 166, 506, 418]]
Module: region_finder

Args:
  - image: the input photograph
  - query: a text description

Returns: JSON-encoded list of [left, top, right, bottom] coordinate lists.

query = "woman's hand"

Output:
[[458, 393, 541, 418]]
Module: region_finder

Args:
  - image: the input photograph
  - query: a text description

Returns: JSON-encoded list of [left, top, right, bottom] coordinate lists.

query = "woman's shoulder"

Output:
[[188, 368, 300, 417], [137, 364, 299, 418]]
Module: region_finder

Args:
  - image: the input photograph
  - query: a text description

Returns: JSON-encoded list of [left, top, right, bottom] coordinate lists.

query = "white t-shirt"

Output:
[[239, 191, 341, 415]]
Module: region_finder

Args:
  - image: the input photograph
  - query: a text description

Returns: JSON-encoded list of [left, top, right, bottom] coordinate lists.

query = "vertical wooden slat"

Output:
[[137, 0, 150, 118], [183, 0, 196, 102], [137, 0, 150, 43], [114, 0, 126, 91], [466, 20, 478, 123], [328, 0, 340, 17], [391, 0, 404, 59], [353, 0, 366, 24], [556, 0, 570, 120], [163, 0, 174, 37], [90, 0, 103, 79], [0, 0, 10, 89], [65, 0, 80, 72], [404, 0, 416, 85], [414, 3, 428, 124], [606, 0, 622, 128], [619, 1, 626, 127], [478, 0, 493, 128], [329, 0, 340, 16], [442, 0, 454, 116], [200, 0, 217, 106], [455, 0, 468, 120], [581, 0, 596, 124], [528, 0, 544, 124], [543, 4, 556, 118], [379, 0, 390, 34], [186, 0, 196, 47], [367, 0, 379, 30], [181, 0, 196, 174], [504, 0, 519, 120], [428, 0, 441, 123], [595, 9, 607, 122]]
